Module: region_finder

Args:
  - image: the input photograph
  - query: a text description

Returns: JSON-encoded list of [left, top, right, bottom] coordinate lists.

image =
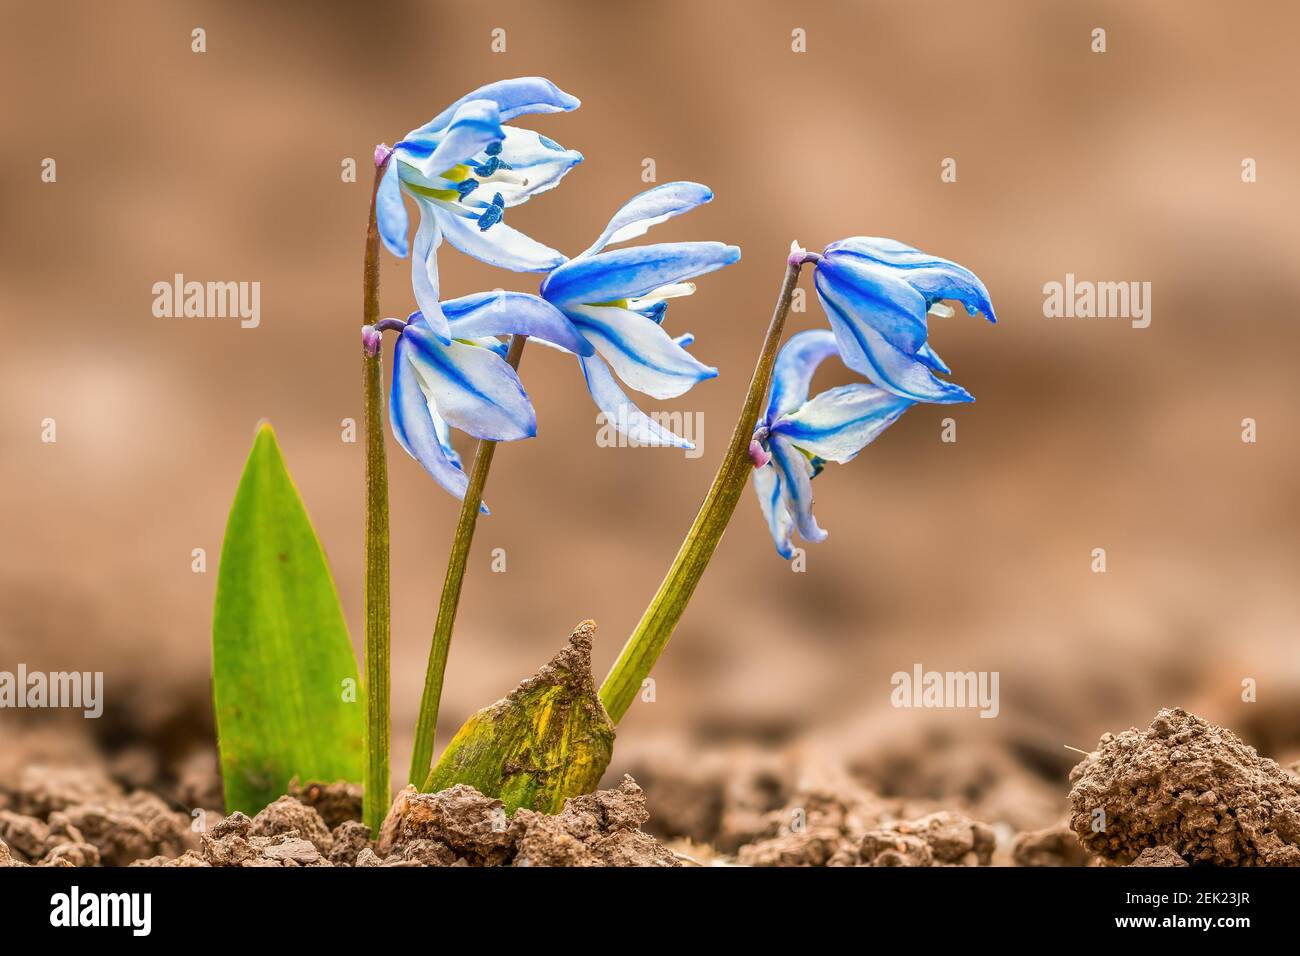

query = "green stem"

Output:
[[361, 160, 390, 833], [408, 334, 528, 786], [599, 252, 810, 723]]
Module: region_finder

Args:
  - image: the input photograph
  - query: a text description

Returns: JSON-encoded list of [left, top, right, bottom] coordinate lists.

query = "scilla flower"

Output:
[[750, 330, 913, 558], [376, 78, 583, 342], [538, 182, 741, 448], [387, 291, 593, 504], [813, 237, 996, 404]]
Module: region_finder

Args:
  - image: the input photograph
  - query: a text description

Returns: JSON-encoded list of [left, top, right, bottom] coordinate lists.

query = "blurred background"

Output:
[[2, 1, 1298, 828]]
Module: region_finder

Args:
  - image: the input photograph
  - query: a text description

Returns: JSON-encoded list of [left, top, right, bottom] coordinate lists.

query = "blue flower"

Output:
[[538, 182, 741, 448], [750, 330, 913, 558], [813, 237, 996, 404], [376, 78, 583, 343], [388, 291, 594, 505]]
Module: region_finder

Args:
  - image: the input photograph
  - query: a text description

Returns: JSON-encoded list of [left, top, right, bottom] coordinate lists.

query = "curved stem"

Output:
[[408, 334, 528, 786], [599, 254, 808, 723], [361, 159, 391, 834]]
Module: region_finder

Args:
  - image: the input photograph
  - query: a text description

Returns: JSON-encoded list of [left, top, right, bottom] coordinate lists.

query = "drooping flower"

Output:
[[375, 78, 584, 342], [387, 291, 593, 504], [812, 237, 996, 404], [749, 329, 914, 558], [538, 182, 741, 448]]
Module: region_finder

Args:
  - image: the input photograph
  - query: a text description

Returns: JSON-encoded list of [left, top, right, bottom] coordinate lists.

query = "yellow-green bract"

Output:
[[213, 423, 364, 815], [423, 620, 613, 813]]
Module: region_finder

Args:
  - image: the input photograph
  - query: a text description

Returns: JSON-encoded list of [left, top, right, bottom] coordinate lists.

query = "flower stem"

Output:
[[599, 252, 810, 723], [361, 159, 390, 834], [408, 334, 528, 787]]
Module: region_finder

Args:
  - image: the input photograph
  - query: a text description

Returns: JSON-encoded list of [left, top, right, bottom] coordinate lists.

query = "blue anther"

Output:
[[476, 193, 506, 231], [455, 178, 479, 199]]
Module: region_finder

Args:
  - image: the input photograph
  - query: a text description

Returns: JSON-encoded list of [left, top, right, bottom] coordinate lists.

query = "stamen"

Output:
[[485, 140, 503, 157], [455, 178, 480, 200], [472, 154, 513, 177], [476, 193, 506, 231]]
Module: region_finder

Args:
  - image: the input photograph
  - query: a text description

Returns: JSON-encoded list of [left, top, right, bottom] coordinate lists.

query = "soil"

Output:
[[2, 706, 1297, 866], [1068, 707, 1300, 865]]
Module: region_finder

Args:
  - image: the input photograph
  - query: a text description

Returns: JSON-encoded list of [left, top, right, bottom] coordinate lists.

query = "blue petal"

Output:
[[814, 272, 973, 405], [390, 334, 476, 503], [435, 205, 566, 273], [915, 341, 950, 374], [443, 291, 593, 355], [769, 435, 826, 544], [815, 253, 930, 356], [402, 325, 537, 441], [485, 126, 583, 207], [409, 197, 451, 343], [420, 77, 580, 131], [376, 160, 409, 258], [402, 99, 503, 179], [541, 242, 741, 307], [567, 304, 716, 400], [771, 384, 912, 463], [578, 182, 714, 258], [751, 462, 795, 559], [766, 329, 841, 424], [825, 237, 997, 323], [579, 354, 693, 448]]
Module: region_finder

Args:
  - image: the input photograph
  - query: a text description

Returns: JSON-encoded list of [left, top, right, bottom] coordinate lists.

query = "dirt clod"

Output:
[[289, 779, 363, 830], [860, 811, 996, 867], [1130, 845, 1189, 867], [1012, 823, 1091, 867], [0, 837, 27, 867], [328, 820, 372, 866], [378, 784, 517, 865], [250, 795, 333, 855], [1069, 707, 1300, 866]]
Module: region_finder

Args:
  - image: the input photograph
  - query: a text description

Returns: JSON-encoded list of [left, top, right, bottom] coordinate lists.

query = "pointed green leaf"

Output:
[[423, 620, 614, 813], [213, 422, 364, 815]]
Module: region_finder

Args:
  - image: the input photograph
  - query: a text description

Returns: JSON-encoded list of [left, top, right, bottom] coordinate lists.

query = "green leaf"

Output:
[[213, 422, 364, 815], [423, 620, 614, 813]]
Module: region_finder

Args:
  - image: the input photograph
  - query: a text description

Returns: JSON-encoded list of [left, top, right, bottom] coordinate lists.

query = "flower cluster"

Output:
[[373, 78, 740, 502], [750, 239, 996, 558]]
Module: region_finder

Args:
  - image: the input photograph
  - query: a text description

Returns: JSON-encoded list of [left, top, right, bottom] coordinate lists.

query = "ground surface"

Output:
[[2, 708, 1297, 867]]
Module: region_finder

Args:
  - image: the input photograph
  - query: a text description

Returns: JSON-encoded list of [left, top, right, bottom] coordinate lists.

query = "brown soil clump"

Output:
[[1012, 823, 1091, 867], [860, 810, 997, 867], [378, 774, 677, 867], [1069, 707, 1300, 865], [1130, 845, 1189, 867], [289, 779, 363, 830]]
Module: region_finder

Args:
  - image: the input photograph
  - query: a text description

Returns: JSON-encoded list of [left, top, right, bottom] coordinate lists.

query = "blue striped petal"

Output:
[[771, 384, 912, 463], [766, 329, 841, 424], [402, 324, 537, 442], [443, 291, 593, 355], [376, 159, 409, 258], [409, 197, 451, 343], [750, 463, 795, 559], [814, 254, 929, 356], [541, 242, 741, 308], [487, 126, 583, 207], [567, 304, 716, 400], [390, 334, 474, 502], [401, 99, 503, 180], [420, 77, 580, 131], [578, 182, 714, 258], [579, 354, 693, 448], [825, 237, 997, 323], [815, 272, 973, 405], [915, 341, 950, 374], [769, 435, 825, 544], [435, 205, 566, 273]]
